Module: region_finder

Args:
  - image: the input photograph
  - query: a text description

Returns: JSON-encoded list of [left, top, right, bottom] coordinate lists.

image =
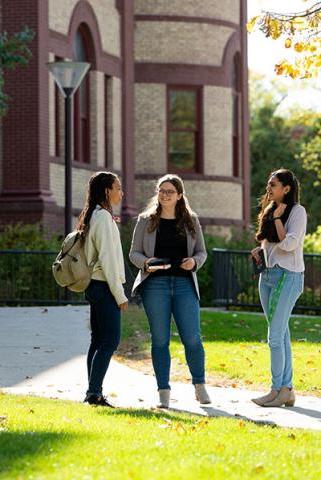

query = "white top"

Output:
[[262, 204, 307, 273], [84, 206, 127, 305]]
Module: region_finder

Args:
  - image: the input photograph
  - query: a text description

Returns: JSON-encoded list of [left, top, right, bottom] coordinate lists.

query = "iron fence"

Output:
[[213, 248, 321, 314], [0, 250, 135, 306]]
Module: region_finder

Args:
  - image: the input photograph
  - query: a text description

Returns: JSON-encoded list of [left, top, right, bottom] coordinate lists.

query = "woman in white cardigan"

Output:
[[78, 171, 127, 407], [251, 169, 307, 408]]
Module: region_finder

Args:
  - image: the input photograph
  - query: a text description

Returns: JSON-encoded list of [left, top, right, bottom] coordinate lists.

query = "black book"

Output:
[[252, 249, 267, 274]]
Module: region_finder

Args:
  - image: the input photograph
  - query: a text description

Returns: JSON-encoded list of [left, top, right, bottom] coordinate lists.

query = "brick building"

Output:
[[0, 0, 249, 235]]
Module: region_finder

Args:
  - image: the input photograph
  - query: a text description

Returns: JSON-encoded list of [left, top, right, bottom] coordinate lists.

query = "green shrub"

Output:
[[0, 223, 60, 250], [304, 226, 321, 253]]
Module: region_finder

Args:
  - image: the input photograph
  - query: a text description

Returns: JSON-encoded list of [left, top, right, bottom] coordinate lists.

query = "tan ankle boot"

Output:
[[195, 384, 211, 404], [157, 389, 170, 408], [263, 387, 295, 407], [251, 390, 279, 406]]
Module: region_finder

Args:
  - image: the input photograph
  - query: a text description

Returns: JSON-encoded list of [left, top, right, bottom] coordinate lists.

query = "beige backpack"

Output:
[[52, 231, 95, 292]]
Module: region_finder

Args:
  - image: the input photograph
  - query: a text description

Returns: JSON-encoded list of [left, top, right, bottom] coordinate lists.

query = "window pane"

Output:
[[170, 90, 196, 129], [73, 30, 87, 61], [169, 132, 195, 170]]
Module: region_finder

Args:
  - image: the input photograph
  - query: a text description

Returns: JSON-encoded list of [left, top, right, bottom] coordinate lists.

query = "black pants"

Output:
[[85, 280, 121, 395]]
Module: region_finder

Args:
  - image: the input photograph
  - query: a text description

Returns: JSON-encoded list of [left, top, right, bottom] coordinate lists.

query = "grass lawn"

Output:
[[118, 307, 321, 396], [0, 394, 321, 480]]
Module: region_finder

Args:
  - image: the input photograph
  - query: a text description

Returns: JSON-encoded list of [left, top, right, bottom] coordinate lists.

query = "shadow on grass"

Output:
[[168, 405, 278, 428], [0, 431, 78, 477], [96, 407, 196, 424]]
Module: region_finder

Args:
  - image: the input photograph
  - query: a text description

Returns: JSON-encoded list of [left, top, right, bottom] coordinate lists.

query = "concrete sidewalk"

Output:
[[1, 306, 320, 430]]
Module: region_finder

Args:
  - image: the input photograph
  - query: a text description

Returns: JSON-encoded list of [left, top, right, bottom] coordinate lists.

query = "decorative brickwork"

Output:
[[135, 22, 234, 66], [134, 0, 240, 24]]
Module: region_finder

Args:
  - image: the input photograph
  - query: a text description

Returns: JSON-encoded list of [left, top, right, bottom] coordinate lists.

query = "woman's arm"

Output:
[[94, 211, 127, 305], [191, 217, 207, 271], [129, 216, 150, 269], [278, 206, 307, 252]]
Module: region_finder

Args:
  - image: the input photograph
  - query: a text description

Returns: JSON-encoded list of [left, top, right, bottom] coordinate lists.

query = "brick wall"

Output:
[[135, 179, 243, 221], [135, 84, 166, 174], [107, 77, 122, 171], [204, 86, 233, 176], [0, 2, 2, 192], [135, 22, 234, 65], [50, 162, 93, 209], [134, 0, 240, 24], [1, 0, 50, 193]]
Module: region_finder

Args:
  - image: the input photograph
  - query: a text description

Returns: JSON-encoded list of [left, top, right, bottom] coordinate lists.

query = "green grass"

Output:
[[120, 307, 321, 395], [0, 394, 321, 480]]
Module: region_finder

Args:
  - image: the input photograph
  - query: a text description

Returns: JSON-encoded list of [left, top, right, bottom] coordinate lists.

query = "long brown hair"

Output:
[[141, 174, 196, 236], [256, 168, 300, 243], [77, 171, 119, 235]]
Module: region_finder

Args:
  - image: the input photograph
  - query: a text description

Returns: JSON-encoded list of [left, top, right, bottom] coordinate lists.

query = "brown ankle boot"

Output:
[[263, 387, 295, 407], [251, 390, 279, 406]]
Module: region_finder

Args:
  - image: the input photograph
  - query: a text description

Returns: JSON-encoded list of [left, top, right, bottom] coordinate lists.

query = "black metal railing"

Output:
[[0, 250, 135, 306], [213, 248, 321, 313]]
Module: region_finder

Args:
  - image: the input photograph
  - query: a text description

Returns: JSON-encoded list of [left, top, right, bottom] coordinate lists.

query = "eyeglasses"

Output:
[[158, 188, 178, 196]]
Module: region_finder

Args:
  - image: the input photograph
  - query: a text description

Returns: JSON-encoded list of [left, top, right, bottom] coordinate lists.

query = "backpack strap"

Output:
[[60, 232, 81, 259]]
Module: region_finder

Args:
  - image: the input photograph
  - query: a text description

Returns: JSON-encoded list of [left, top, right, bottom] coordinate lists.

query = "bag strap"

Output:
[[60, 232, 81, 259]]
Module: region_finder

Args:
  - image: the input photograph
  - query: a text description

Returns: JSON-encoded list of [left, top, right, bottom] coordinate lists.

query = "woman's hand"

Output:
[[273, 203, 287, 218], [144, 257, 157, 273], [180, 257, 196, 271], [251, 246, 261, 263], [119, 301, 128, 311]]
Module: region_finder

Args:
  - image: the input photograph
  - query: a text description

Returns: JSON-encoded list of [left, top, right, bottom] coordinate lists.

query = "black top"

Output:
[[152, 218, 190, 277]]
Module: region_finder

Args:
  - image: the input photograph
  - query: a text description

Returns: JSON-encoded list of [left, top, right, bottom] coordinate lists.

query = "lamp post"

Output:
[[47, 61, 90, 236]]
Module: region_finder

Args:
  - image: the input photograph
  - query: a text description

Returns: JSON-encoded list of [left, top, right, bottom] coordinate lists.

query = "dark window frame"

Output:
[[104, 75, 110, 168], [167, 85, 203, 174], [73, 25, 91, 164], [54, 56, 62, 158], [232, 53, 241, 178]]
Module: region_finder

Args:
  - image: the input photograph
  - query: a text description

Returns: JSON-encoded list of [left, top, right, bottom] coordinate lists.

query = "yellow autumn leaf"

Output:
[[294, 42, 305, 52], [275, 62, 286, 75], [246, 16, 259, 33], [285, 38, 292, 48], [270, 19, 282, 39]]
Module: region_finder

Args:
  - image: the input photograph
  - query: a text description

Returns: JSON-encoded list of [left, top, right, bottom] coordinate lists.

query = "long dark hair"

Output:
[[256, 168, 300, 243], [141, 174, 196, 236], [77, 171, 119, 235]]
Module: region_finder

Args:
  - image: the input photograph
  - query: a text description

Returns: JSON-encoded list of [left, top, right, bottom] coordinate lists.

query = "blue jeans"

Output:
[[141, 275, 205, 390], [85, 280, 121, 396], [259, 266, 304, 390]]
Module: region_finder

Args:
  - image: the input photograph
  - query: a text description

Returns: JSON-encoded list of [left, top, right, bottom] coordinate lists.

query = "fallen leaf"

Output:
[[252, 464, 265, 474]]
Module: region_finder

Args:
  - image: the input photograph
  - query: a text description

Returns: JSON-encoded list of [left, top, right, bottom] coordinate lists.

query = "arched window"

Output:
[[73, 27, 91, 163], [232, 53, 241, 177]]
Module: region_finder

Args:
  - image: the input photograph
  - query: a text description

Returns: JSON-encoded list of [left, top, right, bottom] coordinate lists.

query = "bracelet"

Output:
[[273, 217, 282, 221]]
